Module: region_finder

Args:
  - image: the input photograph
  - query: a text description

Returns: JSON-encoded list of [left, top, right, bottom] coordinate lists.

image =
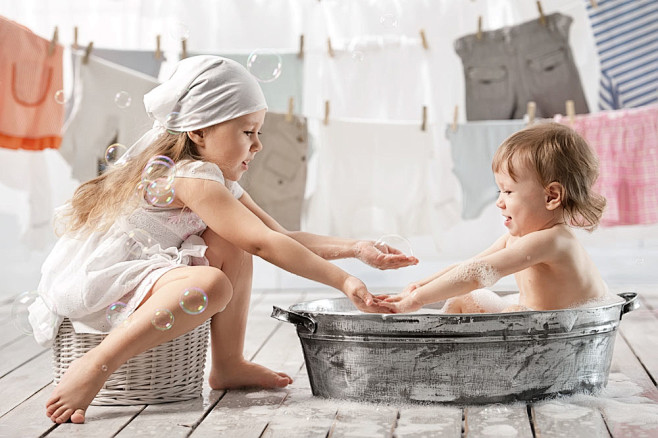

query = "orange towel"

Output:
[[0, 16, 64, 150]]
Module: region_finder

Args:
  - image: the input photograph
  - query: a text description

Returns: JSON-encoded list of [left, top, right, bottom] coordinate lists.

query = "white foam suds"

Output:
[[449, 259, 501, 288]]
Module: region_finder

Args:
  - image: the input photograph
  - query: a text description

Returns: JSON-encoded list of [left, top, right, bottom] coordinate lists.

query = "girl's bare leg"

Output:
[[45, 265, 233, 424], [201, 228, 292, 390]]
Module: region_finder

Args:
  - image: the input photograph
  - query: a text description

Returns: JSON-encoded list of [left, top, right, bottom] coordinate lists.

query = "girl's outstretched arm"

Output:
[[176, 178, 392, 312], [239, 191, 418, 269]]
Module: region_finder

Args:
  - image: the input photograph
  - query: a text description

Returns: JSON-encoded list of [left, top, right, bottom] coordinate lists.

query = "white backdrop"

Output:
[[0, 0, 656, 298]]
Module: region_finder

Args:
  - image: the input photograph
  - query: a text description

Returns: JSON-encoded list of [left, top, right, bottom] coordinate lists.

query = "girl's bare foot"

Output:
[[208, 360, 293, 390], [45, 352, 111, 424]]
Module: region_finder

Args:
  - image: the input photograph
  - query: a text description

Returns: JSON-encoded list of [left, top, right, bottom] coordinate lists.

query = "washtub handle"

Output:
[[618, 292, 639, 319], [271, 306, 317, 333]]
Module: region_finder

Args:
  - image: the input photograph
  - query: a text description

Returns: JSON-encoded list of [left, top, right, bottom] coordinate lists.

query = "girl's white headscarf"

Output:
[[118, 55, 268, 164]]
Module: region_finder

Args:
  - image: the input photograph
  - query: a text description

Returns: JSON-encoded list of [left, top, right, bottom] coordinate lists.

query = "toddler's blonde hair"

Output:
[[492, 123, 606, 232], [58, 132, 201, 236]]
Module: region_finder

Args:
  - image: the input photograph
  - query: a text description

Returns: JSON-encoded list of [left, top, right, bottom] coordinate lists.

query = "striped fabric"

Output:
[[586, 0, 658, 110]]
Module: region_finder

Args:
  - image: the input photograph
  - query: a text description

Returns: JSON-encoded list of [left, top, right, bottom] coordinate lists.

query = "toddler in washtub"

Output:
[[383, 123, 612, 314]]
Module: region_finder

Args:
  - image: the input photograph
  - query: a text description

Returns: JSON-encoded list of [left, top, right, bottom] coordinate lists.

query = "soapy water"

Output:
[[448, 259, 501, 288]]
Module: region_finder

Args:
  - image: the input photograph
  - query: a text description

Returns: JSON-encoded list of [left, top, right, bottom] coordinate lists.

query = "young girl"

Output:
[[29, 55, 417, 424], [383, 123, 608, 314]]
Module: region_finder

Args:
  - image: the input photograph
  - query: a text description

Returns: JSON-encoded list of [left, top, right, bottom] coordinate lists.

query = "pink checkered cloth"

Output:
[[554, 105, 658, 227]]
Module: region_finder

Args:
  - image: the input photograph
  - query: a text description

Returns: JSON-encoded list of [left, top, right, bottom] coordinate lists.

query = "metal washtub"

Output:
[[271, 292, 638, 404]]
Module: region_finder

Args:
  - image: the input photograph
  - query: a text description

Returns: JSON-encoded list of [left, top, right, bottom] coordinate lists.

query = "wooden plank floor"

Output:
[[0, 285, 657, 437]]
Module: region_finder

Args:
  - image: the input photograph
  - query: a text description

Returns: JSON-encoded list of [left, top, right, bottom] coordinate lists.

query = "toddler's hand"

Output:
[[343, 276, 394, 313], [384, 283, 420, 303], [354, 241, 419, 270], [380, 284, 424, 313]]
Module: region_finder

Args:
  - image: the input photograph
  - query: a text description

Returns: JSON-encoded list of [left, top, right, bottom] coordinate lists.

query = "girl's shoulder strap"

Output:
[[175, 160, 244, 199]]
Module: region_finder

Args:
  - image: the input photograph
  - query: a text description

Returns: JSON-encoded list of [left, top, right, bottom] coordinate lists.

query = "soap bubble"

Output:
[[151, 309, 174, 331], [379, 13, 399, 29], [145, 178, 175, 207], [351, 50, 365, 62], [105, 301, 129, 327], [179, 287, 208, 315], [126, 229, 154, 257], [247, 49, 282, 83], [168, 21, 190, 42], [105, 143, 128, 165], [114, 91, 132, 109], [374, 234, 414, 257], [142, 156, 175, 184], [11, 290, 58, 335], [11, 290, 39, 335], [133, 180, 148, 203], [54, 89, 66, 104]]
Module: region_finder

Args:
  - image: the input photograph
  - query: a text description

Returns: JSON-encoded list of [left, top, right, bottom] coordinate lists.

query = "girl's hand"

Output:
[[343, 276, 394, 313], [354, 241, 419, 270]]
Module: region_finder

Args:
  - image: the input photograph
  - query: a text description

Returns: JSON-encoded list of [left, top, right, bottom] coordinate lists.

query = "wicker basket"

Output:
[[52, 318, 210, 405]]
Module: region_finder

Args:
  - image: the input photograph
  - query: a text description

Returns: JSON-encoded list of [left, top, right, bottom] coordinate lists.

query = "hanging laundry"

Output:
[[455, 13, 589, 121], [0, 16, 64, 151], [585, 0, 658, 110], [304, 119, 434, 239], [93, 48, 164, 79], [192, 51, 303, 115], [59, 52, 159, 182], [239, 112, 308, 231], [446, 120, 526, 220], [555, 105, 658, 226]]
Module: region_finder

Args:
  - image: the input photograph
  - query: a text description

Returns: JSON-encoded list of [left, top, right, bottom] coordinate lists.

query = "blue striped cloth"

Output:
[[586, 0, 658, 110]]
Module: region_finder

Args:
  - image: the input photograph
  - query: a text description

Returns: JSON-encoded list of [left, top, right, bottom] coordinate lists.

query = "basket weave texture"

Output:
[[52, 318, 210, 406]]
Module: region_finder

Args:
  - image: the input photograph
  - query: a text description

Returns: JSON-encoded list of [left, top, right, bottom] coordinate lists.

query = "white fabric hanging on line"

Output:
[[303, 118, 434, 240]]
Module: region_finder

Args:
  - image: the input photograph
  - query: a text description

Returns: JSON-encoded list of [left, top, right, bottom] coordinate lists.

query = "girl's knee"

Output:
[[195, 266, 233, 309]]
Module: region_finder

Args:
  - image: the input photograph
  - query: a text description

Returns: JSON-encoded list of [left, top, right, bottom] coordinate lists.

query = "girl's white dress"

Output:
[[28, 160, 243, 347]]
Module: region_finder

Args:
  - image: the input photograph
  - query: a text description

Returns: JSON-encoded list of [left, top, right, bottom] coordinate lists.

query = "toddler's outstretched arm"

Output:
[[383, 230, 559, 313]]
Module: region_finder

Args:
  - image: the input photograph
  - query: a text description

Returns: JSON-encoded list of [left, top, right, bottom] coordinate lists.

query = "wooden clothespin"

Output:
[[155, 35, 162, 60], [180, 39, 187, 60], [527, 101, 536, 125], [590, 0, 598, 8], [419, 29, 429, 50], [451, 105, 459, 132], [323, 100, 330, 125], [73, 26, 78, 50], [298, 34, 304, 59], [286, 97, 295, 122], [327, 37, 335, 58], [476, 16, 483, 40], [421, 106, 428, 131], [537, 1, 547, 26], [82, 41, 94, 64], [48, 26, 59, 56], [566, 100, 575, 124]]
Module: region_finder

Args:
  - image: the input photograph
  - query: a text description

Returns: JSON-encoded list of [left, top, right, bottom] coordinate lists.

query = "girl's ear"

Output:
[[187, 130, 205, 147], [545, 182, 563, 210]]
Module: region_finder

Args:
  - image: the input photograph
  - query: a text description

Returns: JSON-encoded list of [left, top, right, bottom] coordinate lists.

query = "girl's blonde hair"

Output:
[[58, 131, 201, 236], [491, 123, 606, 232]]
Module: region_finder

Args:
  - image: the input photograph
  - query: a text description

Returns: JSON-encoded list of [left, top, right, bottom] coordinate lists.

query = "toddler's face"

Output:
[[494, 163, 558, 237], [199, 109, 267, 181]]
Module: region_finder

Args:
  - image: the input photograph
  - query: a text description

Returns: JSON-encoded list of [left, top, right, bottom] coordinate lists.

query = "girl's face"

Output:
[[195, 109, 266, 181], [494, 161, 561, 237]]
